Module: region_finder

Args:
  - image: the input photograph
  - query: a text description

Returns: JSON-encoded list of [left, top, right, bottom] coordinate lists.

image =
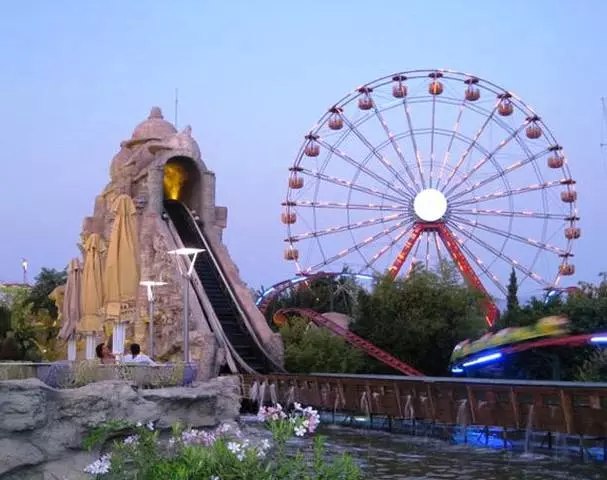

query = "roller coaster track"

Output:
[[256, 272, 373, 314], [275, 307, 424, 376]]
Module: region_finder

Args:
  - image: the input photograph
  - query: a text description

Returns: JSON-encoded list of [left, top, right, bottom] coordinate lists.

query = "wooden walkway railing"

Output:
[[241, 373, 607, 437]]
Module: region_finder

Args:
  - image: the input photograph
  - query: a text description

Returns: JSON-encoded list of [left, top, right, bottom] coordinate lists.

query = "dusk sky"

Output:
[[1, 1, 606, 297]]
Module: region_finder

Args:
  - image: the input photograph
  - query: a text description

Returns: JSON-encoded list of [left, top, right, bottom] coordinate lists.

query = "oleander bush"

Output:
[[84, 403, 362, 480]]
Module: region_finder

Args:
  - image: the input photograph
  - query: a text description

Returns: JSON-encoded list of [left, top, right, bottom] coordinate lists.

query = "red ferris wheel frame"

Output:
[[387, 221, 498, 326]]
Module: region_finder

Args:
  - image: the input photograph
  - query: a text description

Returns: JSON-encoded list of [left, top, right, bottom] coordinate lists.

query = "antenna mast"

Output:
[[21, 258, 28, 285], [174, 88, 179, 128]]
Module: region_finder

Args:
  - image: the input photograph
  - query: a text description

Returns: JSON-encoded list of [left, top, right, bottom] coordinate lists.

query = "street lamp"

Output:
[[168, 247, 205, 362], [140, 280, 167, 358]]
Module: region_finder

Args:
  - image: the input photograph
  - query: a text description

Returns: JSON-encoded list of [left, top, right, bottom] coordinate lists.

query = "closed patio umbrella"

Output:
[[103, 194, 140, 356], [79, 233, 105, 359], [58, 258, 82, 360]]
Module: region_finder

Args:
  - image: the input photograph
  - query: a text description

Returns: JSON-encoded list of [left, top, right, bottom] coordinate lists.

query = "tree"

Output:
[[0, 268, 67, 361], [263, 270, 365, 326], [0, 303, 10, 338], [26, 267, 67, 319], [506, 268, 520, 313], [576, 349, 607, 382], [280, 317, 365, 373], [352, 265, 486, 376]]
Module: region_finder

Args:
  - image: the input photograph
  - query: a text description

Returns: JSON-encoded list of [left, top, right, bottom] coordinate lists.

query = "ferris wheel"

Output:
[[281, 69, 580, 323]]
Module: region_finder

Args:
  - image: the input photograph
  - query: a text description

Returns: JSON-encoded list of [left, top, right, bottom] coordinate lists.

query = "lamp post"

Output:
[[140, 280, 167, 358], [168, 247, 205, 363]]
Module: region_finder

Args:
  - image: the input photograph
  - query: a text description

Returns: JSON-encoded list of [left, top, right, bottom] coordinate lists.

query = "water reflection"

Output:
[[316, 425, 605, 479], [243, 421, 605, 479]]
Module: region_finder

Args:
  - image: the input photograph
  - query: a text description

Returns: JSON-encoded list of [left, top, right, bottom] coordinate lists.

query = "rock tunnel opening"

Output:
[[163, 156, 201, 211]]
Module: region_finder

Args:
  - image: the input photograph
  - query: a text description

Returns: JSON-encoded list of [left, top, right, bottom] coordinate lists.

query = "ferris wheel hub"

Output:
[[413, 188, 448, 222]]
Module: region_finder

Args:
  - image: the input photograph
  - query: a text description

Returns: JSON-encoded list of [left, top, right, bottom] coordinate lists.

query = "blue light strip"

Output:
[[590, 336, 607, 344], [461, 352, 502, 368]]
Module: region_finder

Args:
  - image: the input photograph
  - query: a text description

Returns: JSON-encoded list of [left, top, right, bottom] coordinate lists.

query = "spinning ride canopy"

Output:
[[282, 69, 580, 302]]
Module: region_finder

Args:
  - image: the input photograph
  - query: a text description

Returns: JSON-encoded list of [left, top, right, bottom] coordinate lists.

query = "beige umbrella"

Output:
[[79, 234, 105, 334], [58, 258, 82, 341], [103, 194, 140, 354], [49, 285, 66, 326]]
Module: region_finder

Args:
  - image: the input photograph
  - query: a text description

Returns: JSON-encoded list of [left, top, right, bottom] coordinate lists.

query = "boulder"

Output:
[[0, 376, 240, 478]]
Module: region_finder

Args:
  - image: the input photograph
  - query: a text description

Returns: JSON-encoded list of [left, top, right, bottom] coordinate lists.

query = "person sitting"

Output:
[[95, 343, 116, 365], [122, 343, 156, 365]]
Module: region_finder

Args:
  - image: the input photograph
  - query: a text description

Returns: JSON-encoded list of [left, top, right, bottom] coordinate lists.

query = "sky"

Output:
[[1, 0, 606, 296]]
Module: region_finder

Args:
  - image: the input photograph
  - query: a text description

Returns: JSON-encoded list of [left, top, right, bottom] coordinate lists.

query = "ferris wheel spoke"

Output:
[[288, 200, 408, 212], [435, 102, 466, 190], [433, 231, 444, 267], [316, 137, 413, 200], [361, 222, 417, 272], [429, 93, 437, 188], [444, 121, 530, 198], [286, 211, 412, 242], [402, 98, 426, 188], [448, 229, 508, 296], [449, 179, 569, 207], [406, 239, 423, 277], [448, 220, 549, 286], [440, 98, 501, 193], [367, 98, 421, 193], [425, 231, 431, 270], [447, 148, 551, 202], [337, 114, 418, 197], [450, 214, 566, 255], [450, 208, 570, 221], [308, 218, 413, 271], [299, 168, 407, 205]]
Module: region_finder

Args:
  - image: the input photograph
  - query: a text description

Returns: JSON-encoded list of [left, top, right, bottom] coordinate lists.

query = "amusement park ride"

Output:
[[260, 68, 584, 376]]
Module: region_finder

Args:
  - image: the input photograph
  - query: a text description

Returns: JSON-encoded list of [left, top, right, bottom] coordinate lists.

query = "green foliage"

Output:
[[0, 267, 66, 361], [576, 349, 607, 382], [0, 333, 21, 361], [0, 303, 10, 338], [263, 269, 365, 327], [352, 264, 486, 376], [502, 268, 520, 327], [27, 267, 67, 319], [500, 275, 607, 335], [280, 317, 365, 374], [487, 273, 607, 381], [83, 420, 134, 451]]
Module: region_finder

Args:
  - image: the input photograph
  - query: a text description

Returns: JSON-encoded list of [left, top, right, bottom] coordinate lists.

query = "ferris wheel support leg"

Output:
[[388, 224, 425, 279], [436, 224, 498, 327]]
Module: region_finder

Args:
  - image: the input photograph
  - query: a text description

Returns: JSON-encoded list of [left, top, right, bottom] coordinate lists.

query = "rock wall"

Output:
[[0, 376, 240, 479]]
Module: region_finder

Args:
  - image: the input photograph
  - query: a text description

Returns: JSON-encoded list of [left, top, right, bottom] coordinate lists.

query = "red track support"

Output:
[[387, 224, 424, 279], [276, 307, 424, 376]]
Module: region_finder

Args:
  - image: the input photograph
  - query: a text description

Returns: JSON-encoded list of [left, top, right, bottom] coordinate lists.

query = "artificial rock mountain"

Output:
[[75, 107, 283, 375]]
